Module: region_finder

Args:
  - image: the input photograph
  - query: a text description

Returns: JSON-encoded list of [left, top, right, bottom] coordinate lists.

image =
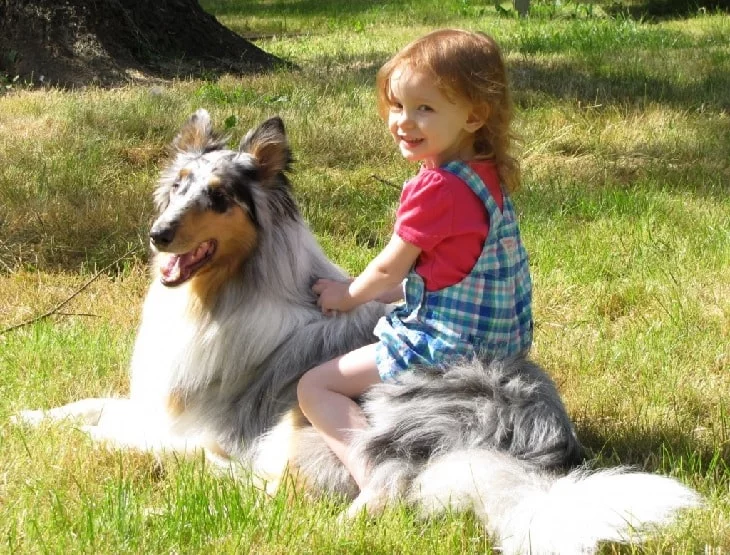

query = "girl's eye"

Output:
[[390, 102, 403, 111], [418, 105, 433, 112]]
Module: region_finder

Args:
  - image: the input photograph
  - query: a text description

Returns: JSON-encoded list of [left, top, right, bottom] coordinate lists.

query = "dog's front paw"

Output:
[[340, 487, 387, 522], [79, 424, 115, 443], [10, 409, 46, 427]]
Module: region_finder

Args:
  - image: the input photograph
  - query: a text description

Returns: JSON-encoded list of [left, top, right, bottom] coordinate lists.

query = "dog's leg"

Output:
[[250, 409, 304, 495], [342, 486, 388, 520], [12, 397, 114, 427], [13, 398, 162, 448], [342, 460, 412, 520], [80, 421, 199, 454], [14, 397, 236, 466], [76, 399, 192, 454]]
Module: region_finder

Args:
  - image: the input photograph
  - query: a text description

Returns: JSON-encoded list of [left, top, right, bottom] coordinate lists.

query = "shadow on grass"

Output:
[[512, 57, 730, 112], [205, 0, 381, 18], [577, 420, 730, 480], [209, 0, 729, 21], [292, 24, 729, 112], [298, 52, 386, 87], [605, 0, 730, 20], [516, 166, 728, 224]]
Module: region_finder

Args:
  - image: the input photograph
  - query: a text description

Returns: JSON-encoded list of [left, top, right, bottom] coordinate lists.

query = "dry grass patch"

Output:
[[0, 267, 148, 331]]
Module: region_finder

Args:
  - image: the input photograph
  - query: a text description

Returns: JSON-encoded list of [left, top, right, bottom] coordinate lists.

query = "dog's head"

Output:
[[150, 109, 295, 288]]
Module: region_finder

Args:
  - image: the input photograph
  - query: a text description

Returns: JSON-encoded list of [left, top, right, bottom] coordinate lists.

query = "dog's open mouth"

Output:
[[159, 240, 217, 286]]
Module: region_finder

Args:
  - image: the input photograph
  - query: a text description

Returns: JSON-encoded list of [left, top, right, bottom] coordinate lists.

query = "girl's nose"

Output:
[[398, 110, 413, 128]]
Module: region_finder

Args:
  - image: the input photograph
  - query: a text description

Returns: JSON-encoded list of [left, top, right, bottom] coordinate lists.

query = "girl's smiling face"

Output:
[[387, 67, 484, 168]]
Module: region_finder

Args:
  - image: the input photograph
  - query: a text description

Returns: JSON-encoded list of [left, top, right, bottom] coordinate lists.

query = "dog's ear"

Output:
[[239, 117, 291, 182], [173, 109, 225, 153]]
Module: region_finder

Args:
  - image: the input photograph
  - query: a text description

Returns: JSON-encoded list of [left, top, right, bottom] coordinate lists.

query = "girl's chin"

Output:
[[399, 147, 424, 162]]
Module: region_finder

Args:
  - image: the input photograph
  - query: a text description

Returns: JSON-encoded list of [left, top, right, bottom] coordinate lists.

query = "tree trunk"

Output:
[[513, 0, 530, 17], [0, 0, 287, 88]]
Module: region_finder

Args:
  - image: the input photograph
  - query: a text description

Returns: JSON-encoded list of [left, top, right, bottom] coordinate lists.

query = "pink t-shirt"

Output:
[[395, 161, 503, 291]]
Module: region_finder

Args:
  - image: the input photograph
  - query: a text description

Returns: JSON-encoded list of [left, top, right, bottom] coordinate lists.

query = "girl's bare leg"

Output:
[[297, 342, 381, 490]]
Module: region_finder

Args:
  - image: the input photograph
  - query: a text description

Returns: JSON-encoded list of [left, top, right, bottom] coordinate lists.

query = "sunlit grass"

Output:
[[0, 1, 728, 552]]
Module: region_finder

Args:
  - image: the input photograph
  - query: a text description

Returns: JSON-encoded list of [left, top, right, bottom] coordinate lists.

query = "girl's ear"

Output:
[[464, 109, 487, 133]]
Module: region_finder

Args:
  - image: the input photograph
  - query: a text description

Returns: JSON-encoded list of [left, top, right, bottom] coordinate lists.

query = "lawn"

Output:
[[0, 0, 728, 552]]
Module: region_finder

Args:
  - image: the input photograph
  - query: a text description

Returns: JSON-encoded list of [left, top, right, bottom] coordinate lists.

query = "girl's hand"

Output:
[[313, 234, 420, 316], [312, 279, 356, 315]]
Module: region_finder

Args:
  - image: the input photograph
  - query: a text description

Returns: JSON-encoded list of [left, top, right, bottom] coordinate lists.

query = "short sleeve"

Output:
[[395, 170, 456, 252]]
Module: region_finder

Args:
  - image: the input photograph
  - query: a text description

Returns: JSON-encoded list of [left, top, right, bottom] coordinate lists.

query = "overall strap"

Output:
[[440, 161, 503, 234]]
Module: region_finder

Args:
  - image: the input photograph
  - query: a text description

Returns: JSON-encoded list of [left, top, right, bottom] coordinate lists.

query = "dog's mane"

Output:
[[145, 131, 384, 446], [207, 176, 383, 447]]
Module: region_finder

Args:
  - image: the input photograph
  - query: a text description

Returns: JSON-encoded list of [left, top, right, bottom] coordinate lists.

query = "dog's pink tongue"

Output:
[[161, 255, 184, 283], [160, 244, 210, 283]]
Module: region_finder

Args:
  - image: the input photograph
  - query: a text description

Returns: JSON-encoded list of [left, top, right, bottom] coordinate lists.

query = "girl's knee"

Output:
[[297, 367, 325, 411], [296, 370, 314, 407]]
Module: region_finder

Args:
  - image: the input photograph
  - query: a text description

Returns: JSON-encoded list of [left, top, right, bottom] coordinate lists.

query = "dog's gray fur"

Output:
[[16, 111, 700, 555]]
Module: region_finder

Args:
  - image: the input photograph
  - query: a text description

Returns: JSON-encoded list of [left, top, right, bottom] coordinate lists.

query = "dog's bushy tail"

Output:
[[409, 449, 701, 555]]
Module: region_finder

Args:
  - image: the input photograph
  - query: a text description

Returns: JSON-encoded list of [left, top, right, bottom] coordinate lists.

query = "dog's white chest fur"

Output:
[[129, 278, 313, 413], [129, 281, 199, 410]]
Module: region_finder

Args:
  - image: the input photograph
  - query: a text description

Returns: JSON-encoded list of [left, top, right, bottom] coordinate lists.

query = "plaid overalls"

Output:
[[374, 160, 533, 382]]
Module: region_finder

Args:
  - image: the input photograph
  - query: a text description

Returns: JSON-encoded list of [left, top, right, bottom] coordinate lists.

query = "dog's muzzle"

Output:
[[150, 222, 177, 249]]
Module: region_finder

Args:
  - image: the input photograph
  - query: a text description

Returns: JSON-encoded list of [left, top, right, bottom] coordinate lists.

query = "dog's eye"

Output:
[[208, 188, 229, 213], [239, 167, 259, 182], [171, 181, 181, 192]]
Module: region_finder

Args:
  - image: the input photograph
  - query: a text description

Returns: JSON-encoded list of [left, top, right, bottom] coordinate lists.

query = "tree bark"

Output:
[[0, 0, 287, 88], [513, 0, 530, 17]]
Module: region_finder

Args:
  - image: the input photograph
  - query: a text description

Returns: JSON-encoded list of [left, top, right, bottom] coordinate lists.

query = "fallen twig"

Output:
[[370, 174, 400, 190], [55, 312, 100, 319], [0, 247, 138, 335]]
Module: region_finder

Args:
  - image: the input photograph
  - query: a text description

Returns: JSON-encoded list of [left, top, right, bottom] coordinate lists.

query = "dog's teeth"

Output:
[[168, 264, 181, 281], [158, 241, 214, 286], [161, 255, 182, 281]]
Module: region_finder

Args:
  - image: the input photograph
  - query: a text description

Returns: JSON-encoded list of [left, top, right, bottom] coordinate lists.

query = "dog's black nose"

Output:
[[150, 225, 175, 247]]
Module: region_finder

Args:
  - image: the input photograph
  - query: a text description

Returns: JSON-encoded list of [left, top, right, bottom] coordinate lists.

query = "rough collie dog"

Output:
[[16, 110, 700, 554]]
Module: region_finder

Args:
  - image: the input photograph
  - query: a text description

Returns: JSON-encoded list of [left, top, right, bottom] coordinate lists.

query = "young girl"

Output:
[[297, 29, 533, 494]]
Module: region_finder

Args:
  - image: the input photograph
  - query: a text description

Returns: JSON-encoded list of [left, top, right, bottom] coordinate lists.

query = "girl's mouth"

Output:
[[400, 137, 423, 147]]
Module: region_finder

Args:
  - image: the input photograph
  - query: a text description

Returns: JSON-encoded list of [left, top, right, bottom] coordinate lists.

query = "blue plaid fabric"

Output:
[[375, 161, 533, 382]]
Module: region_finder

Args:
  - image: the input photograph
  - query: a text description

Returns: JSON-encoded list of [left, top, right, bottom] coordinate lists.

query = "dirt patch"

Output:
[[0, 0, 289, 88]]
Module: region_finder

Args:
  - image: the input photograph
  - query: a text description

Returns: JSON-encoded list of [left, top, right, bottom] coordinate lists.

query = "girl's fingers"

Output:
[[312, 279, 331, 294]]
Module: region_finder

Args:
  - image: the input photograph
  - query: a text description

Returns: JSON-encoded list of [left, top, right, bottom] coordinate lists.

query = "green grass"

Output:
[[1, 0, 729, 552]]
